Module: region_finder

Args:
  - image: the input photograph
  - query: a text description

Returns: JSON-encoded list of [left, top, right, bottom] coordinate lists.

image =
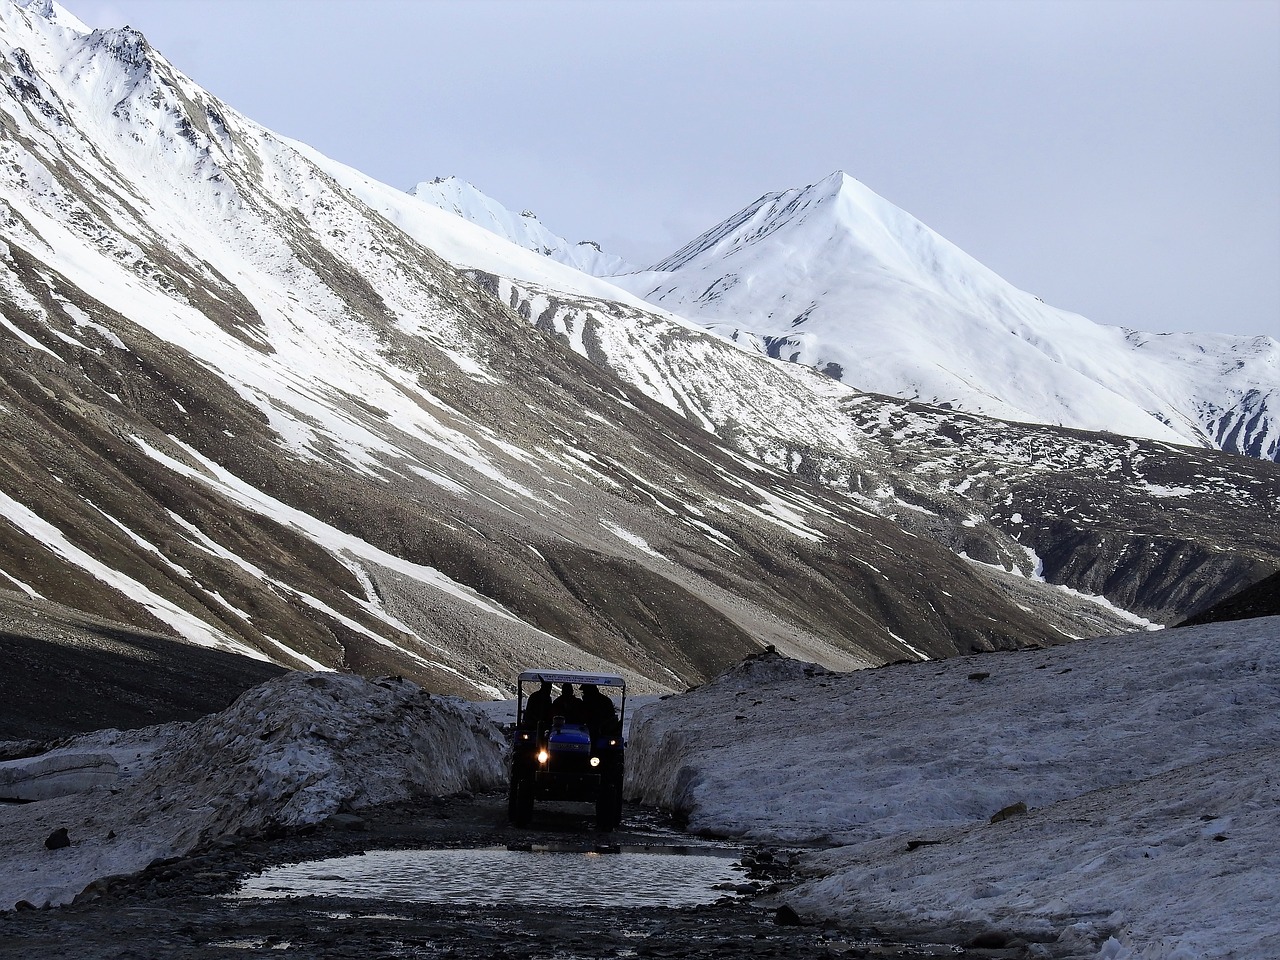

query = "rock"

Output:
[[72, 881, 107, 904], [327, 813, 367, 832], [968, 930, 1010, 948], [774, 904, 803, 926], [968, 672, 991, 682], [44, 827, 70, 850], [0, 740, 45, 763], [906, 838, 945, 851], [990, 800, 1028, 823]]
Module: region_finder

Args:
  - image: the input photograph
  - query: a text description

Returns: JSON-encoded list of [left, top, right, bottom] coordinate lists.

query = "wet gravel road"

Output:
[[0, 793, 1013, 959]]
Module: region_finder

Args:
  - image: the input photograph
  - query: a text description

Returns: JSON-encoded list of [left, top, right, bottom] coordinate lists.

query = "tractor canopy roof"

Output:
[[518, 669, 625, 689]]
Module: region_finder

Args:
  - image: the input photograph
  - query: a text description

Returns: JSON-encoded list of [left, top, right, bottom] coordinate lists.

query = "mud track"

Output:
[[0, 793, 1012, 959]]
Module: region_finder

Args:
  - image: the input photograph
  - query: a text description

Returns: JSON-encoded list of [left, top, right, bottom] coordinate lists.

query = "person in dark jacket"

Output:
[[523, 680, 553, 730], [551, 682, 586, 725], [581, 683, 618, 739]]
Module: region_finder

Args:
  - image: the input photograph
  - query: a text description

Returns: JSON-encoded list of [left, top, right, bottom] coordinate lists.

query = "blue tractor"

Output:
[[508, 669, 626, 830]]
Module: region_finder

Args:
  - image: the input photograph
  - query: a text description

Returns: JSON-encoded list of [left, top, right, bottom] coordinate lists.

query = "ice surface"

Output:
[[0, 750, 119, 801], [625, 619, 1280, 958]]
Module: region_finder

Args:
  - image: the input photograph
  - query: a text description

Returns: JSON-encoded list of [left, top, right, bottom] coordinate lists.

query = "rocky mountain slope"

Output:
[[0, 591, 287, 746], [1181, 569, 1280, 626], [0, 0, 1275, 706]]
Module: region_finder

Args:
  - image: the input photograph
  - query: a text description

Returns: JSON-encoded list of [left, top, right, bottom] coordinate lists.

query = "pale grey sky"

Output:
[[77, 0, 1279, 338]]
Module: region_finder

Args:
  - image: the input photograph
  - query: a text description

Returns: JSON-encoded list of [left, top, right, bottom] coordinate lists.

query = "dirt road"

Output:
[[0, 793, 1008, 959]]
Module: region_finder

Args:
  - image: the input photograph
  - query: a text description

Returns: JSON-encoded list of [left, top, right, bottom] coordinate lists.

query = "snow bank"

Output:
[[625, 620, 1280, 957], [0, 672, 506, 910], [801, 746, 1278, 959], [0, 750, 120, 802]]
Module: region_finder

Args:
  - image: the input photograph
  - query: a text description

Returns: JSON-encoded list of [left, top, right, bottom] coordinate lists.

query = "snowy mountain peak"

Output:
[[649, 171, 851, 272], [650, 169, 996, 305], [410, 176, 638, 278], [617, 172, 1280, 460], [9, 0, 87, 33], [88, 24, 151, 67], [0, 0, 1276, 737], [12, 0, 50, 17]]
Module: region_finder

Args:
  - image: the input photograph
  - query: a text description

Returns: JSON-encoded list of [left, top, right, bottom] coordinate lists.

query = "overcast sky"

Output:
[[75, 0, 1278, 339]]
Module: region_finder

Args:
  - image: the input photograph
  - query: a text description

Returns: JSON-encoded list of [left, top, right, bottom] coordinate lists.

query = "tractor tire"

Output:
[[509, 774, 534, 827], [596, 780, 622, 832]]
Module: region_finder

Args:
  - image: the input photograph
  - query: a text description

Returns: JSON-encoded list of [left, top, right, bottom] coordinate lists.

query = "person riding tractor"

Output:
[[508, 670, 626, 830]]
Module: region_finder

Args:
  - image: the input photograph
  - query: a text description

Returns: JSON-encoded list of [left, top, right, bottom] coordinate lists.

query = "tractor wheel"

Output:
[[596, 780, 622, 832], [509, 774, 534, 827]]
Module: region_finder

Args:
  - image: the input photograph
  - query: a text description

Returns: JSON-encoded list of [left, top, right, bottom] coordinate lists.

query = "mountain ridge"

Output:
[[410, 170, 1278, 462], [526, 169, 1275, 463], [0, 2, 1064, 692], [1, 0, 1275, 703], [411, 176, 638, 278]]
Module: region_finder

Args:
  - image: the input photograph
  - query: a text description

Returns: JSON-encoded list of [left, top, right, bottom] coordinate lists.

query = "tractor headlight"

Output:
[[537, 749, 549, 764], [590, 756, 601, 767]]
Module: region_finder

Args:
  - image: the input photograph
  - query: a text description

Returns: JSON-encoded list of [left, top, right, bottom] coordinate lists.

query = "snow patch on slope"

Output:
[[0, 487, 265, 658], [411, 176, 638, 277]]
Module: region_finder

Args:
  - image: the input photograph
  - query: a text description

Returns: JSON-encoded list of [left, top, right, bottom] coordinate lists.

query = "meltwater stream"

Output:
[[237, 844, 744, 908]]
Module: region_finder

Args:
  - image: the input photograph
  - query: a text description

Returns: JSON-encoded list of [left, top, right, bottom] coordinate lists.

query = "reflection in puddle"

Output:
[[238, 846, 742, 908], [210, 939, 292, 951]]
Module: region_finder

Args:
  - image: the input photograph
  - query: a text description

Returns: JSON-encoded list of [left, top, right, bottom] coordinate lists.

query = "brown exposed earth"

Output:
[[1179, 570, 1280, 626], [0, 591, 286, 749]]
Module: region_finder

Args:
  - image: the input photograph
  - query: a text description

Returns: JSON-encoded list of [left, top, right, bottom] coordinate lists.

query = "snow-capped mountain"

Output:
[[0, 0, 1052, 693], [0, 0, 1275, 704], [610, 171, 1279, 462], [411, 176, 638, 277]]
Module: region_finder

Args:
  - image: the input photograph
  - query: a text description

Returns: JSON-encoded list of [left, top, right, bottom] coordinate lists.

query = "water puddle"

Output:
[[210, 939, 293, 951], [237, 844, 744, 908]]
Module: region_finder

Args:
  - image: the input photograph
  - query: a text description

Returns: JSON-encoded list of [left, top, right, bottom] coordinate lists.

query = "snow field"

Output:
[[800, 746, 1278, 959], [411, 176, 638, 278], [624, 619, 1280, 958]]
